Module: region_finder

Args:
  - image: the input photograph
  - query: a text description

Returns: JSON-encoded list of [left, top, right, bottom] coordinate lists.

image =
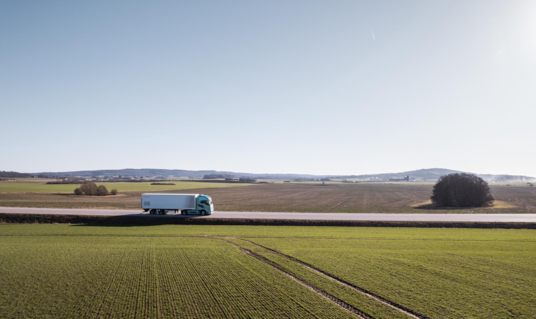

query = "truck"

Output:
[[141, 194, 213, 215]]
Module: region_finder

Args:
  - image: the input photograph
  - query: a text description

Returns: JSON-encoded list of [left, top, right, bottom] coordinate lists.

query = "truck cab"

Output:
[[196, 195, 213, 215], [182, 194, 213, 215]]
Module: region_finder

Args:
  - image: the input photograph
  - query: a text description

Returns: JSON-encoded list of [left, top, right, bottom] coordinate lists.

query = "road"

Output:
[[1, 206, 536, 222]]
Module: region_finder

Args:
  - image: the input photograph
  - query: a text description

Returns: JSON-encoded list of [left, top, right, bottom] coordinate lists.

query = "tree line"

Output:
[[203, 174, 236, 179], [0, 171, 32, 178]]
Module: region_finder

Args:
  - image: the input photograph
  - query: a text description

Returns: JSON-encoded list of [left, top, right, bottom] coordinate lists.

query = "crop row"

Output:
[[154, 244, 353, 318], [249, 236, 536, 318], [228, 238, 414, 319], [0, 235, 354, 318]]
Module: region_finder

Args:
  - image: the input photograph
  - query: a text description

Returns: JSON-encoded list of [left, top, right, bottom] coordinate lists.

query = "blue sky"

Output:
[[1, 0, 535, 176]]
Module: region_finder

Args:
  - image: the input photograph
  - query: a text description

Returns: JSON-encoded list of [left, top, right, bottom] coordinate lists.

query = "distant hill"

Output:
[[33, 168, 324, 180], [0, 171, 32, 178], [30, 168, 536, 183], [331, 168, 536, 183]]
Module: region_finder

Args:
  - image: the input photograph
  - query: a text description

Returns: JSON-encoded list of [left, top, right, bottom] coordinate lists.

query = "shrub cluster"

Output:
[[431, 173, 494, 207], [74, 182, 117, 196]]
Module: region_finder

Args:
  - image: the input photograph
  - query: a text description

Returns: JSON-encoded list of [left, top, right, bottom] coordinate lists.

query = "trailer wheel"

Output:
[[150, 209, 156, 215], [200, 210, 206, 216]]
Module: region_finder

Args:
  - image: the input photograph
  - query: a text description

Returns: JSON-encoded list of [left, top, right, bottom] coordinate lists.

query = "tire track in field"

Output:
[[225, 246, 324, 319], [332, 194, 356, 210], [224, 240, 370, 319], [239, 239, 426, 319]]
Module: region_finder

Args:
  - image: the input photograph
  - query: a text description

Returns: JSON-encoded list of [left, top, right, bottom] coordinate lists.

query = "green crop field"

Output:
[[0, 225, 351, 319], [1, 224, 535, 318], [0, 181, 248, 193]]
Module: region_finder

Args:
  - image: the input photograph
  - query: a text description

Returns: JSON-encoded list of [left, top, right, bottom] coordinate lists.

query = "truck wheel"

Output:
[[200, 210, 206, 216], [150, 209, 156, 215], [182, 210, 187, 215]]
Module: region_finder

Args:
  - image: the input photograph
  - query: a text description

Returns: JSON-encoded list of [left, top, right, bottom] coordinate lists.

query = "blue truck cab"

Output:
[[182, 194, 213, 215]]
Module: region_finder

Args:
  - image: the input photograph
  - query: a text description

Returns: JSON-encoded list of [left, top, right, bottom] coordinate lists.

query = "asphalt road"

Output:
[[1, 206, 536, 222]]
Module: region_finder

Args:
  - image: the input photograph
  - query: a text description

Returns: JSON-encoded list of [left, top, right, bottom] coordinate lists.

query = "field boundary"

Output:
[[2, 213, 536, 229]]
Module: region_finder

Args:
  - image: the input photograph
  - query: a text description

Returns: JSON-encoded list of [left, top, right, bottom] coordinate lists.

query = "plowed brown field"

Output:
[[1, 183, 535, 214]]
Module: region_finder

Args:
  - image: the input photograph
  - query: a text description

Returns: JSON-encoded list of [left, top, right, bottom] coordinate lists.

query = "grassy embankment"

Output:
[[1, 182, 535, 213], [1, 225, 535, 318]]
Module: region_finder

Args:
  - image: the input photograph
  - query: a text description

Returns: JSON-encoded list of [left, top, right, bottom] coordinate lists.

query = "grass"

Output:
[[1, 182, 535, 214], [1, 224, 535, 318], [0, 181, 249, 193]]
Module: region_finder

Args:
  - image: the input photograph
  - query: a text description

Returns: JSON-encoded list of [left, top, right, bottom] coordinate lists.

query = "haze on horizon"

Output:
[[1, 1, 535, 177]]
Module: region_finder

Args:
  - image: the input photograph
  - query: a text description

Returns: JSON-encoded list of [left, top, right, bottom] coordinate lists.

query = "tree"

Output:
[[80, 182, 98, 195], [74, 188, 83, 195], [431, 173, 494, 207], [96, 185, 109, 196]]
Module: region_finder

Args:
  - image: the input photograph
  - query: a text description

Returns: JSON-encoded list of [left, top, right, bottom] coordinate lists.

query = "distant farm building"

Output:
[[389, 176, 410, 182]]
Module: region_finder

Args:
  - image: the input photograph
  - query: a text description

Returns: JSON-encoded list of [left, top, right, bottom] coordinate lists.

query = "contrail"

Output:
[[371, 29, 375, 41]]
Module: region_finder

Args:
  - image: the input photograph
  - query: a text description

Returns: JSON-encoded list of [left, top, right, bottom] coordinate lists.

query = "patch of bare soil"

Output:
[[411, 200, 516, 210]]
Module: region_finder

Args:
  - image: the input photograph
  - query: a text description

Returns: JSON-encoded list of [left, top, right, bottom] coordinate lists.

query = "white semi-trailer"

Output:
[[141, 194, 213, 215]]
